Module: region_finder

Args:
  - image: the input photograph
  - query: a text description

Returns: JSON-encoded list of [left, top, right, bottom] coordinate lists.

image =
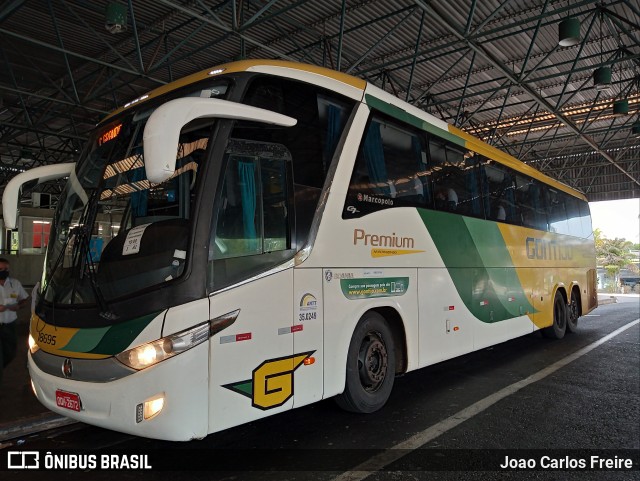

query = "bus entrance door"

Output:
[[207, 269, 294, 434]]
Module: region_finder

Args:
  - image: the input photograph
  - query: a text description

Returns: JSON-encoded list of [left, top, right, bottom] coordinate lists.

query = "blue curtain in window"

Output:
[[238, 161, 257, 248], [324, 104, 343, 170], [363, 122, 388, 194], [130, 166, 148, 218], [411, 136, 428, 203]]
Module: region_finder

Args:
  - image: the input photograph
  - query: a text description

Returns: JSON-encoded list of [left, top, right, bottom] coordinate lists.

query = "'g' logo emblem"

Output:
[[223, 352, 314, 410]]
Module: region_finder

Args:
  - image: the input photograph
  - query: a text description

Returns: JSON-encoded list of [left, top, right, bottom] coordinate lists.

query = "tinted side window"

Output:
[[239, 76, 354, 246], [344, 114, 429, 217], [480, 161, 520, 224], [242, 77, 353, 189], [518, 179, 547, 230], [565, 195, 584, 238], [579, 201, 593, 239], [343, 112, 483, 219], [546, 187, 569, 234], [429, 141, 482, 217]]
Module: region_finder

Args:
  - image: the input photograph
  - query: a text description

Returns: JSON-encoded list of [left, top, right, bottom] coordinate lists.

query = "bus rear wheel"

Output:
[[567, 291, 580, 333], [542, 291, 567, 340], [336, 311, 395, 414]]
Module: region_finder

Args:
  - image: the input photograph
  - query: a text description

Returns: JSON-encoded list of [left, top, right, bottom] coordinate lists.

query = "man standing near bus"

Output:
[[0, 258, 29, 386]]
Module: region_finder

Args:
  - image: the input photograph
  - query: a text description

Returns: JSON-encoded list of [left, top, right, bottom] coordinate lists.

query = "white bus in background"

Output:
[[3, 60, 596, 441]]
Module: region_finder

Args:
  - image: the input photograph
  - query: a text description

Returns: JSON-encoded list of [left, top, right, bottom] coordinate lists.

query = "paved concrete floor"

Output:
[[1, 296, 637, 480]]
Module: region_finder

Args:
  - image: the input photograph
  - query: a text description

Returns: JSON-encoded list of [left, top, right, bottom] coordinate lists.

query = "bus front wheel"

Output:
[[336, 311, 395, 414], [542, 291, 567, 340]]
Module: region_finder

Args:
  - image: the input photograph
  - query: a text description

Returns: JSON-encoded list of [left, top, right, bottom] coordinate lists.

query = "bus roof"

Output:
[[99, 59, 367, 124], [100, 59, 586, 202]]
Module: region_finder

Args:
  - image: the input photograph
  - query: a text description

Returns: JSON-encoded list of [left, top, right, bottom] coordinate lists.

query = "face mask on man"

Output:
[[0, 271, 9, 280]]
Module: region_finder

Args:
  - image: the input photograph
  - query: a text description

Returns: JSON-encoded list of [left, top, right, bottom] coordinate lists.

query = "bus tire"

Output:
[[542, 291, 567, 340], [336, 311, 395, 414], [567, 291, 580, 333]]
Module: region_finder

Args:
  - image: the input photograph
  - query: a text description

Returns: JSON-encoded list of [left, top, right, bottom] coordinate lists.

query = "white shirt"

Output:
[[0, 278, 29, 324]]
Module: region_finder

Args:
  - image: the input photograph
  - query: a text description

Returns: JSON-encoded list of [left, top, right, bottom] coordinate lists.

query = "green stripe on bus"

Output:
[[464, 217, 535, 316], [59, 326, 111, 353], [364, 94, 465, 147], [418, 209, 535, 322], [88, 311, 161, 355]]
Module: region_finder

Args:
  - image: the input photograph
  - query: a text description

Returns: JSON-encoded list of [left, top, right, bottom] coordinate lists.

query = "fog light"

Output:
[[141, 395, 164, 421]]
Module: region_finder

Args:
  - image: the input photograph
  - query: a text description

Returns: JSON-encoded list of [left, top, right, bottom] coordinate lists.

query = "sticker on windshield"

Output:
[[122, 224, 151, 256]]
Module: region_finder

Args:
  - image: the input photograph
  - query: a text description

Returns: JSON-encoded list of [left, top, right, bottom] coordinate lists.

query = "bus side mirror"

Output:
[[2, 163, 75, 229], [143, 97, 297, 184]]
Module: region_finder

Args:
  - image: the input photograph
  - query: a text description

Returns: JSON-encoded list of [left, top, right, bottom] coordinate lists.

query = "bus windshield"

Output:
[[42, 81, 229, 307]]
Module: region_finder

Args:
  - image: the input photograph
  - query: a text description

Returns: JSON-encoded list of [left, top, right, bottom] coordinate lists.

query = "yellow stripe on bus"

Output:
[[30, 315, 112, 360]]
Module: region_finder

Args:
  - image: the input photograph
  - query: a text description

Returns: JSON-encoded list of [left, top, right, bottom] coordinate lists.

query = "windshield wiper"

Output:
[[71, 225, 118, 321], [36, 224, 72, 318]]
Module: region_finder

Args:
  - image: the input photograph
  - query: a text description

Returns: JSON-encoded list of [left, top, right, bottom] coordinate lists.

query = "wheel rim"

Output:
[[357, 331, 388, 392], [555, 298, 566, 330], [570, 297, 579, 323]]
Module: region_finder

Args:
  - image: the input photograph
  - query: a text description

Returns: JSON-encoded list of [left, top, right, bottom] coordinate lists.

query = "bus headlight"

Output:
[[28, 334, 39, 354], [116, 322, 210, 370]]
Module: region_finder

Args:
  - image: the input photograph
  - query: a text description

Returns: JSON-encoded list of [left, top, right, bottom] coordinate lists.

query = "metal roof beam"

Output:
[[405, 10, 425, 102], [554, 10, 598, 110], [0, 0, 24, 25], [353, 0, 611, 77], [346, 8, 415, 74], [455, 51, 477, 126], [154, 0, 294, 61], [47, 0, 80, 104], [423, 51, 638, 108], [0, 28, 166, 85], [416, 1, 639, 186]]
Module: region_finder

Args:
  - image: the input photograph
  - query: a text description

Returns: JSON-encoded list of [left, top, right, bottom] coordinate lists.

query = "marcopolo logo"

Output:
[[356, 193, 394, 206]]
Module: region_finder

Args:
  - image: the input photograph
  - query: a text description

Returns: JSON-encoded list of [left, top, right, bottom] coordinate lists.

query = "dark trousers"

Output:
[[0, 322, 18, 385]]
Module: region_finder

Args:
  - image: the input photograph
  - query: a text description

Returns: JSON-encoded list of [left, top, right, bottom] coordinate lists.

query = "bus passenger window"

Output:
[[481, 162, 519, 224], [429, 141, 480, 217], [519, 180, 547, 230], [343, 113, 429, 218], [546, 188, 569, 234], [434, 186, 458, 211], [565, 195, 585, 238], [239, 76, 356, 247]]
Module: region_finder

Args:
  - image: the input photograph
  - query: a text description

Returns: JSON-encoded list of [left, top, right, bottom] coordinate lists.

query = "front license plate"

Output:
[[55, 390, 81, 412]]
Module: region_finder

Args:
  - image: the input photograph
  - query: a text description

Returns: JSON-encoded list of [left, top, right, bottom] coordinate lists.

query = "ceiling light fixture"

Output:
[[558, 17, 581, 47], [105, 2, 127, 34]]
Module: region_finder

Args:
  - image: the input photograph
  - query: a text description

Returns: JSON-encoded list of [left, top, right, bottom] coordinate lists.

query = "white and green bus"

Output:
[[3, 60, 597, 441]]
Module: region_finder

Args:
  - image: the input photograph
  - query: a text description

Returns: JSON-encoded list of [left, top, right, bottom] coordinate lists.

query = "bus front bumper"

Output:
[[27, 342, 209, 441]]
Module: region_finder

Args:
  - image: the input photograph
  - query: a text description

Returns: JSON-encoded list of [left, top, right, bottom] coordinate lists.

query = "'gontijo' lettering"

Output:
[[526, 237, 572, 261]]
